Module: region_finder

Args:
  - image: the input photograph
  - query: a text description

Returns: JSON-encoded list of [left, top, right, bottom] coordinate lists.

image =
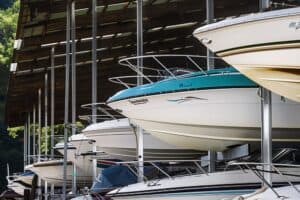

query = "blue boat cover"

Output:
[[91, 165, 137, 193]]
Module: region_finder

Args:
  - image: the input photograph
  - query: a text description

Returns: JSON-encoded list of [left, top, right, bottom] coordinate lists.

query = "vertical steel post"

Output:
[[44, 72, 49, 199], [62, 1, 71, 198], [208, 151, 216, 173], [33, 105, 36, 162], [260, 0, 270, 11], [92, 142, 97, 182], [50, 47, 55, 160], [260, 0, 272, 186], [71, 0, 76, 136], [206, 0, 214, 70], [24, 122, 27, 170], [71, 0, 77, 194], [38, 89, 42, 162], [91, 0, 97, 124], [50, 45, 56, 198], [261, 88, 272, 185], [136, 0, 144, 183], [27, 112, 31, 165], [37, 89, 42, 199], [44, 73, 48, 157], [91, 0, 98, 185]]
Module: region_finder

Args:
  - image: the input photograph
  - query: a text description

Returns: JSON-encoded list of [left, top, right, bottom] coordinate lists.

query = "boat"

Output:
[[25, 160, 93, 187], [107, 55, 300, 151], [193, 7, 300, 102], [54, 133, 95, 170], [82, 116, 204, 160], [6, 170, 34, 196], [107, 161, 300, 200], [37, 134, 101, 188], [231, 161, 300, 200]]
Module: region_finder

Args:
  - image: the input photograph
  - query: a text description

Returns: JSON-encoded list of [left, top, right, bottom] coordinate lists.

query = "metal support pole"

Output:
[[136, 0, 144, 183], [33, 105, 36, 162], [71, 0, 76, 136], [50, 46, 55, 196], [261, 89, 272, 186], [260, 0, 272, 187], [38, 89, 42, 162], [44, 73, 48, 157], [50, 47, 55, 160], [260, 0, 270, 11], [44, 73, 49, 199], [208, 150, 216, 173], [24, 122, 27, 170], [92, 142, 97, 182], [37, 89, 42, 199], [44, 181, 48, 200], [62, 1, 71, 198], [27, 112, 31, 165], [91, 0, 97, 123], [206, 0, 214, 70], [71, 0, 77, 194]]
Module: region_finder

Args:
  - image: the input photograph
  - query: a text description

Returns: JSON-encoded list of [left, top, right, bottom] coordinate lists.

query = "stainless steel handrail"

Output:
[[80, 102, 124, 123], [96, 159, 210, 182], [109, 54, 226, 88], [230, 162, 300, 198]]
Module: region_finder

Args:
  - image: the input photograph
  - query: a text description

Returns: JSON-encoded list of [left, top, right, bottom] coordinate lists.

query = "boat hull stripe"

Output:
[[216, 40, 300, 57]]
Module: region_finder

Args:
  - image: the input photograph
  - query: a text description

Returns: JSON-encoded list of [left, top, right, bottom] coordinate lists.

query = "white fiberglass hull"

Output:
[[110, 192, 249, 200], [26, 160, 93, 187], [7, 181, 29, 196], [237, 185, 300, 200], [193, 7, 300, 102], [108, 88, 300, 151], [82, 119, 203, 160], [54, 137, 96, 182], [6, 172, 34, 196], [108, 168, 300, 200]]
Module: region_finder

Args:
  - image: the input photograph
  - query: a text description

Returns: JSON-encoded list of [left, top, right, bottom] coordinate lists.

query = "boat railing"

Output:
[[25, 154, 65, 164], [109, 54, 227, 88], [229, 162, 300, 198], [80, 102, 124, 123], [96, 159, 211, 183]]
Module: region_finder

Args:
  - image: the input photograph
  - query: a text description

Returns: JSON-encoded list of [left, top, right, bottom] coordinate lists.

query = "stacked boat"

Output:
[[11, 5, 300, 200], [107, 56, 300, 152], [6, 170, 34, 196], [82, 117, 204, 160], [102, 7, 300, 197], [193, 7, 300, 103]]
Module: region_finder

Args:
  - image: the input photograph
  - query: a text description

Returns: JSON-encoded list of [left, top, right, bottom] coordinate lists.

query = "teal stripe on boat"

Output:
[[108, 67, 257, 102]]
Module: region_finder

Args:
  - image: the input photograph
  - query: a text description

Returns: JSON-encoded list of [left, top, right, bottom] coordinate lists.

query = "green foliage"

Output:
[[7, 125, 23, 138], [0, 0, 19, 67], [7, 121, 85, 153]]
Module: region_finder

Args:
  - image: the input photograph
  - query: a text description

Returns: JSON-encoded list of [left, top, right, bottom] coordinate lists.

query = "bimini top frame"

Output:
[[80, 102, 124, 123], [109, 54, 228, 88]]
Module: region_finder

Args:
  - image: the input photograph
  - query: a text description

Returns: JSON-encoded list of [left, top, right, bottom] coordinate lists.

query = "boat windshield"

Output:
[[157, 67, 198, 81]]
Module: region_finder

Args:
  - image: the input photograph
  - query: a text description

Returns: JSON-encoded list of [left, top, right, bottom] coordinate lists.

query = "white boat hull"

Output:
[[108, 168, 300, 200], [26, 160, 95, 188], [237, 185, 300, 200], [7, 182, 29, 196], [111, 192, 249, 200], [6, 172, 34, 196], [83, 119, 203, 160], [108, 88, 300, 151], [193, 8, 300, 102]]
